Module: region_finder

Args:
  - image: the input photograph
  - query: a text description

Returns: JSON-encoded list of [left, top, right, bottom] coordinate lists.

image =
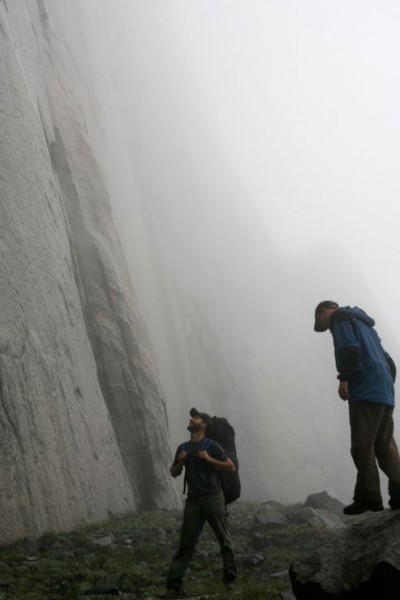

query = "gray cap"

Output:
[[314, 300, 339, 331]]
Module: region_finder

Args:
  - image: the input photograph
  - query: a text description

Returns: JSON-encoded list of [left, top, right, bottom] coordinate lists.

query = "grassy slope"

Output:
[[0, 501, 334, 600]]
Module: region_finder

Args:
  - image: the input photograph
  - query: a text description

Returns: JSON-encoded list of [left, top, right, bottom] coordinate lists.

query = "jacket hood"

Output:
[[339, 306, 375, 327]]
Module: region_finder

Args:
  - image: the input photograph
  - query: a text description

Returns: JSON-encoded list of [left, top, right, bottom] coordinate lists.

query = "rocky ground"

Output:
[[0, 493, 346, 600]]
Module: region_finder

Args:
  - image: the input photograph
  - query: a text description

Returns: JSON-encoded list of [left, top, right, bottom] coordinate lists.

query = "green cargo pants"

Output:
[[166, 490, 237, 591]]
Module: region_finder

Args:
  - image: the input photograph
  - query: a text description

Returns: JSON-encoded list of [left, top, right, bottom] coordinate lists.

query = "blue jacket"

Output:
[[329, 306, 396, 406]]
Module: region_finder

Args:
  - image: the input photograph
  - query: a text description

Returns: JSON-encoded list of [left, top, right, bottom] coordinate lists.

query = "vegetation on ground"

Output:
[[0, 501, 335, 599]]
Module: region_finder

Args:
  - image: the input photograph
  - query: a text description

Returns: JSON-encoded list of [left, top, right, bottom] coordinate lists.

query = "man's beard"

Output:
[[187, 423, 201, 432]]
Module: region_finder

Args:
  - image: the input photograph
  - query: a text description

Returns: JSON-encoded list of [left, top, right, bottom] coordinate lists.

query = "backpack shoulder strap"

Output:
[[181, 441, 189, 496], [201, 437, 212, 451]]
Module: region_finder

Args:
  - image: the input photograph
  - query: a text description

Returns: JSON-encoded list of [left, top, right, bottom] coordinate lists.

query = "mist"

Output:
[[54, 1, 400, 503]]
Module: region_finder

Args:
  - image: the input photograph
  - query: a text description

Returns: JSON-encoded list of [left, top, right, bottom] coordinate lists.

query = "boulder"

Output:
[[256, 511, 289, 526], [289, 507, 346, 530], [308, 509, 347, 531], [290, 506, 318, 522], [290, 510, 400, 599], [304, 491, 344, 515]]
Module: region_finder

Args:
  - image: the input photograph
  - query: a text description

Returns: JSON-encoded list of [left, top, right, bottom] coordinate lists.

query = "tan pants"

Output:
[[349, 400, 400, 504]]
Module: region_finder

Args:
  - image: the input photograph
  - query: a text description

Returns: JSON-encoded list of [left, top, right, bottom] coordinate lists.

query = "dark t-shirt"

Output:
[[174, 437, 228, 497]]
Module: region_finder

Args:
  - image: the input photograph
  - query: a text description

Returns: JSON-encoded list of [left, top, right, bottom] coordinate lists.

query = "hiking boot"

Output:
[[343, 501, 384, 515]]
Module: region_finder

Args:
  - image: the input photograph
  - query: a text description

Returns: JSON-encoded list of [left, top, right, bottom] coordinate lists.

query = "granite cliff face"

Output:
[[0, 0, 177, 544]]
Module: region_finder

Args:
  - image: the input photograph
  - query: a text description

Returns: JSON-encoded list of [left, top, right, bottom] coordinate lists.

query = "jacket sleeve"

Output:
[[331, 317, 360, 381]]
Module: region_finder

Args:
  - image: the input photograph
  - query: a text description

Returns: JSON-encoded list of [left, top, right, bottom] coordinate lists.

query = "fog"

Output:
[[57, 1, 400, 503]]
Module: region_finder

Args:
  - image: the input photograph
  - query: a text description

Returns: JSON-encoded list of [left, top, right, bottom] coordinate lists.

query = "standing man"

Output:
[[166, 409, 238, 597], [314, 300, 400, 515]]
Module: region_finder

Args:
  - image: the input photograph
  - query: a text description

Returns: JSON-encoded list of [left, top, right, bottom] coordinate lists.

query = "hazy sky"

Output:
[[191, 5, 398, 248], [117, 0, 400, 331]]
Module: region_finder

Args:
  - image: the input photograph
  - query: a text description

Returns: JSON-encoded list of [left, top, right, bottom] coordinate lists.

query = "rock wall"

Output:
[[0, 0, 177, 544]]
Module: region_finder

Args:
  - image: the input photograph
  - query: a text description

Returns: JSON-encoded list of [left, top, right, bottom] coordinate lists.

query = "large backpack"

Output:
[[187, 408, 241, 505], [207, 415, 241, 505]]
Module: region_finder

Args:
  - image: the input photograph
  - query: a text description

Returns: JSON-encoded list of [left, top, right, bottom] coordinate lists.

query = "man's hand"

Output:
[[197, 451, 235, 472], [178, 450, 188, 462], [338, 380, 349, 400], [197, 450, 211, 462]]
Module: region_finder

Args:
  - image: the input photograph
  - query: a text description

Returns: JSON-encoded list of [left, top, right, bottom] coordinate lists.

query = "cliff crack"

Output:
[[0, 374, 22, 446]]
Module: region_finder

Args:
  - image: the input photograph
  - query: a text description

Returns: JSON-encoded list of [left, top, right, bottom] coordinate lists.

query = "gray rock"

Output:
[[310, 509, 347, 530], [290, 506, 346, 530], [256, 511, 289, 526], [304, 491, 344, 514], [289, 506, 318, 524], [241, 551, 265, 566], [261, 500, 286, 509], [290, 510, 400, 599], [91, 534, 115, 547], [288, 506, 347, 529], [271, 569, 289, 579]]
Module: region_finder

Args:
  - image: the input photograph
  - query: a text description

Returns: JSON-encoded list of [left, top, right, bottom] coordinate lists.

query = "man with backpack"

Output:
[[165, 409, 238, 597]]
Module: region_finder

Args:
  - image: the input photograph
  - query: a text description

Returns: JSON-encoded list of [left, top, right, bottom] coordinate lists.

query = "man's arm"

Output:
[[170, 449, 188, 478], [331, 314, 360, 385]]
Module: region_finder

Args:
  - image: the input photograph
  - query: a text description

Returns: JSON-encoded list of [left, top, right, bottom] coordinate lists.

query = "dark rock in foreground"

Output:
[[290, 509, 400, 599], [305, 491, 344, 515]]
